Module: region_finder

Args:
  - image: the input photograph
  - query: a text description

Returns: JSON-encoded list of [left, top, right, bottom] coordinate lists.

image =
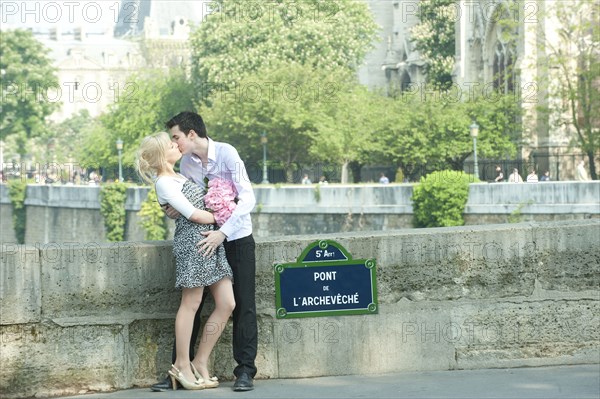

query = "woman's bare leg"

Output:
[[192, 278, 235, 381], [173, 286, 204, 382]]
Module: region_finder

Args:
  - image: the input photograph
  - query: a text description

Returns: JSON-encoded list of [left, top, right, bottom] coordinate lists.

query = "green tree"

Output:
[[203, 63, 338, 182], [463, 94, 521, 160], [375, 93, 519, 179], [80, 68, 194, 172], [544, 0, 599, 179], [410, 0, 456, 89], [0, 29, 59, 156], [32, 110, 96, 165], [312, 83, 390, 183], [190, 0, 379, 103]]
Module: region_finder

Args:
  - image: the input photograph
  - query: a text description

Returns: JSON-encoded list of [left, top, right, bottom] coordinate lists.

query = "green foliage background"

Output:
[[100, 183, 128, 242], [79, 68, 195, 171], [373, 93, 519, 180], [0, 29, 59, 156], [7, 179, 27, 244], [410, 0, 456, 88], [191, 0, 380, 102], [138, 188, 168, 241]]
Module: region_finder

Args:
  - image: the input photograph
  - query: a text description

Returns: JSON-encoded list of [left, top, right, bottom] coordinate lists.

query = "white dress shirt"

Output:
[[180, 138, 255, 241]]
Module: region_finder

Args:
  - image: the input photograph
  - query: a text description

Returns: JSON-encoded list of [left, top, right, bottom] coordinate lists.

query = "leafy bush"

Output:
[[7, 180, 27, 243], [138, 188, 168, 241], [100, 182, 128, 242], [411, 170, 477, 228]]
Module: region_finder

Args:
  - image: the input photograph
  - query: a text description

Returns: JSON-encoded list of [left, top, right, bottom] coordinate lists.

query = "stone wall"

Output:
[[0, 182, 598, 245], [464, 181, 600, 224], [1, 220, 599, 398]]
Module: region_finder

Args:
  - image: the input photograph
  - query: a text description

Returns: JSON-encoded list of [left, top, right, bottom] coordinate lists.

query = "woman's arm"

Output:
[[189, 210, 215, 224], [156, 177, 214, 225]]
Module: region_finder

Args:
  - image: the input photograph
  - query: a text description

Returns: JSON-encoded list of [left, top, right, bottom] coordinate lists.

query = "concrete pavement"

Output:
[[61, 364, 600, 399]]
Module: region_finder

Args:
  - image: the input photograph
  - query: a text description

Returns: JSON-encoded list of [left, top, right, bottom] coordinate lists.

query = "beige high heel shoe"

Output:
[[190, 363, 219, 388], [167, 364, 205, 390]]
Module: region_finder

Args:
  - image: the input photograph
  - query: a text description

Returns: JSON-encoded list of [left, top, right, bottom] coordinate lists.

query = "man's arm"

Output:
[[197, 144, 255, 256], [162, 203, 181, 219]]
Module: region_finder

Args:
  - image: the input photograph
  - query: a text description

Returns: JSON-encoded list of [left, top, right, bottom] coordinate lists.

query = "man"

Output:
[[152, 111, 257, 392]]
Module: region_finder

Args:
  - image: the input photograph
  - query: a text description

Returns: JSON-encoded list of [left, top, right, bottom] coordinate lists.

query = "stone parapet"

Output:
[[254, 184, 414, 214], [466, 182, 600, 214], [0, 182, 598, 244], [1, 220, 598, 398]]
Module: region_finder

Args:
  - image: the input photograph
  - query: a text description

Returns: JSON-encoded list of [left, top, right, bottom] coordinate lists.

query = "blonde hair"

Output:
[[135, 132, 172, 184]]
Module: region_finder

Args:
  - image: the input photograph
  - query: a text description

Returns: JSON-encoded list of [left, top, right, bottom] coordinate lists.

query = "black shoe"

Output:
[[151, 376, 173, 392], [232, 372, 254, 391]]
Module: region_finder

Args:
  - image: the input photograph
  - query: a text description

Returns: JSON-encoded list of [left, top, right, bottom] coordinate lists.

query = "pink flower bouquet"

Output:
[[204, 178, 237, 226]]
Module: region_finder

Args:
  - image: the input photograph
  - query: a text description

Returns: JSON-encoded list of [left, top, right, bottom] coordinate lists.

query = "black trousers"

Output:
[[171, 234, 258, 378]]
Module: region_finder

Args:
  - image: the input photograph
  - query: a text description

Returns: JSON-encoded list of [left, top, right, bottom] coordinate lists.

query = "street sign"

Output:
[[274, 240, 378, 319]]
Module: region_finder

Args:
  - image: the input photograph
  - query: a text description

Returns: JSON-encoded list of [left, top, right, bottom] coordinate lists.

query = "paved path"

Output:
[[61, 364, 600, 399]]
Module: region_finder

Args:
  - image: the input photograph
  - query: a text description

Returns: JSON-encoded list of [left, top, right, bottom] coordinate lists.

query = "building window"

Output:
[[487, 4, 517, 95], [492, 40, 516, 94]]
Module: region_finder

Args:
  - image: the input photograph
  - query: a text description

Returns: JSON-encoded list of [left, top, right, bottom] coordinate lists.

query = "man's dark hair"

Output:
[[165, 111, 207, 138]]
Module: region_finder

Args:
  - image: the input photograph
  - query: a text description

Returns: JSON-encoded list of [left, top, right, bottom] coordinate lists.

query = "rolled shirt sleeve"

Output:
[[217, 145, 256, 238]]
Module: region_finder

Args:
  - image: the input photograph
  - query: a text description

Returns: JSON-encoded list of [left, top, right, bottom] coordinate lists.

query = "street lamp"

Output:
[[0, 140, 4, 180], [116, 138, 123, 182], [260, 131, 269, 184], [0, 140, 4, 167], [470, 121, 480, 180], [0, 70, 5, 114]]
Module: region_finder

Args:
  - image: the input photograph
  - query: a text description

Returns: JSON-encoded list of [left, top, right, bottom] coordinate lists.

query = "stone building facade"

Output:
[[28, 0, 207, 122]]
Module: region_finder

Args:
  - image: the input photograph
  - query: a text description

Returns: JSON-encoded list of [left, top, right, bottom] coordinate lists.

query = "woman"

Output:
[[135, 132, 235, 390]]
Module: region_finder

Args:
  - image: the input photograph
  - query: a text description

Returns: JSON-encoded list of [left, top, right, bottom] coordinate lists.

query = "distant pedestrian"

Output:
[[318, 175, 328, 185], [379, 173, 389, 184], [301, 174, 311, 184], [508, 168, 523, 183], [526, 168, 539, 183], [576, 160, 590, 181], [540, 171, 551, 181], [493, 165, 504, 182]]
